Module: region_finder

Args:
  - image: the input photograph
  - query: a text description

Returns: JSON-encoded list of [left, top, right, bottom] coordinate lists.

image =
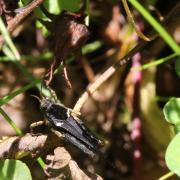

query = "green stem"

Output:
[[0, 79, 40, 106], [0, 52, 52, 62], [0, 17, 20, 60], [37, 157, 45, 168], [128, 0, 180, 54], [159, 171, 175, 180], [0, 108, 23, 136], [131, 53, 179, 71]]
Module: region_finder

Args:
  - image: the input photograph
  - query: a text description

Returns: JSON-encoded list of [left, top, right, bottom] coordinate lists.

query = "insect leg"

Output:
[[50, 128, 65, 140], [30, 121, 45, 135]]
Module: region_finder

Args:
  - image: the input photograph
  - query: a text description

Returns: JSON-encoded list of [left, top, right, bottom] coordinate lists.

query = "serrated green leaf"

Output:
[[0, 160, 32, 180], [175, 57, 180, 77], [165, 133, 180, 177]]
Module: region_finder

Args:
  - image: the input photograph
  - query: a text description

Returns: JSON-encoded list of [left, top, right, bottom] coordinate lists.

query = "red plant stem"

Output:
[[131, 53, 142, 180]]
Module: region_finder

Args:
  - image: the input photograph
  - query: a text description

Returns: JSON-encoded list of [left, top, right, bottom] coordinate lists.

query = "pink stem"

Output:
[[131, 53, 142, 180]]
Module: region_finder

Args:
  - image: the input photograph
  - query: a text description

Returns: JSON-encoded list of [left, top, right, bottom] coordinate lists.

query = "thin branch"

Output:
[[0, 0, 45, 48], [8, 0, 44, 33], [122, 0, 154, 41], [73, 2, 180, 113], [73, 37, 148, 113]]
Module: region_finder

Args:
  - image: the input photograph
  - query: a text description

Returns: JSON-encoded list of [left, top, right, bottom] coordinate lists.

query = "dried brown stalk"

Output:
[[73, 2, 180, 113]]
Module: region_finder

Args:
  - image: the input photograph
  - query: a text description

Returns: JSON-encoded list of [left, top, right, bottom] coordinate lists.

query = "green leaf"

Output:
[[165, 133, 180, 177], [0, 160, 32, 180], [20, 0, 31, 5], [59, 0, 81, 12], [44, 0, 61, 15], [2, 45, 16, 61], [36, 20, 50, 37], [175, 57, 180, 77], [163, 98, 180, 133], [82, 41, 102, 54]]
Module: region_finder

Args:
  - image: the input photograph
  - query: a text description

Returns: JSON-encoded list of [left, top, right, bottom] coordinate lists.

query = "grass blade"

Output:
[[0, 108, 23, 136], [131, 53, 179, 71], [0, 79, 40, 106], [128, 0, 180, 54], [0, 17, 20, 60]]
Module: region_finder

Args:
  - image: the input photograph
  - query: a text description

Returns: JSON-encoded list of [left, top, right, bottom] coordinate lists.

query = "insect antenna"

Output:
[[40, 82, 44, 98], [30, 95, 41, 103]]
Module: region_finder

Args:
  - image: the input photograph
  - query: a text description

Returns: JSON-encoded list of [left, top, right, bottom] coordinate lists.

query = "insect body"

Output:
[[40, 98, 104, 157]]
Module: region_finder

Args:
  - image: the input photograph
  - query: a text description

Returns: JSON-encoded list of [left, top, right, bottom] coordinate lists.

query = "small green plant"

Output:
[[163, 98, 180, 178]]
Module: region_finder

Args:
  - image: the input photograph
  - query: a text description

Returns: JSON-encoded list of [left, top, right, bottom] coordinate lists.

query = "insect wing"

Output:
[[54, 116, 99, 152], [75, 119, 103, 147], [64, 132, 95, 157]]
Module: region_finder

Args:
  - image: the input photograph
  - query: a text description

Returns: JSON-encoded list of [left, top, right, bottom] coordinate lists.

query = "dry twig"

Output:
[[73, 2, 180, 113], [0, 0, 45, 48]]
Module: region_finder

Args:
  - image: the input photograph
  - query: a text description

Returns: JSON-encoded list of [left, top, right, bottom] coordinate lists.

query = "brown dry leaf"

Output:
[[44, 11, 89, 86], [45, 147, 103, 180]]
